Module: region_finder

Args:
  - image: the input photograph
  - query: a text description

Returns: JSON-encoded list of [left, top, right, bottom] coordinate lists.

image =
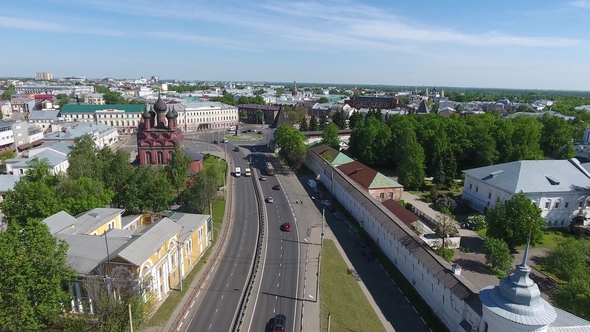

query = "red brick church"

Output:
[[137, 93, 185, 165]]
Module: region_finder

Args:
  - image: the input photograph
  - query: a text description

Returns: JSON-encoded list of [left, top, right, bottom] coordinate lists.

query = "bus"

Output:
[[265, 162, 275, 176]]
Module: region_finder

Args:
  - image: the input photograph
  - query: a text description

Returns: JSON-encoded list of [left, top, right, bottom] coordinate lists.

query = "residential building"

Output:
[[0, 101, 11, 118], [29, 110, 62, 131], [305, 149, 590, 332], [345, 96, 405, 110], [84, 93, 105, 105], [5, 141, 73, 175], [44, 122, 119, 149], [136, 87, 152, 98], [16, 85, 94, 95], [0, 174, 22, 202], [42, 208, 212, 312], [36, 72, 53, 80], [461, 158, 590, 227], [10, 97, 35, 113], [60, 104, 145, 134], [137, 94, 183, 165], [181, 101, 239, 131], [237, 104, 281, 125], [337, 161, 404, 201]]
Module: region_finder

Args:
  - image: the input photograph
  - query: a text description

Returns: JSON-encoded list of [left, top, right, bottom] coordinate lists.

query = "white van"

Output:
[[307, 179, 317, 188], [235, 167, 241, 177]]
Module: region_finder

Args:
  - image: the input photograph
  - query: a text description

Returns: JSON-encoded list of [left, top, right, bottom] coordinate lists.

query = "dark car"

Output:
[[327, 205, 336, 212], [272, 314, 287, 332], [234, 146, 239, 152], [282, 222, 291, 232], [333, 212, 342, 220], [319, 193, 328, 200], [272, 184, 281, 190], [362, 248, 375, 261], [356, 238, 368, 248]]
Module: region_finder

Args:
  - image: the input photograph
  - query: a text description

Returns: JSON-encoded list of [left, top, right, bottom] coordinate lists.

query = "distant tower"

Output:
[[292, 80, 298, 97], [479, 238, 556, 332], [441, 88, 445, 98]]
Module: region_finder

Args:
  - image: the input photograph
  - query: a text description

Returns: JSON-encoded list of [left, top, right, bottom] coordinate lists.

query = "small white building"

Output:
[[180, 101, 239, 131], [5, 141, 73, 176], [84, 93, 105, 105], [0, 101, 12, 118], [462, 158, 590, 227], [44, 122, 118, 149]]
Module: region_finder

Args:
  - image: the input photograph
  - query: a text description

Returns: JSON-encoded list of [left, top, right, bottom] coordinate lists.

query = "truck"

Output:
[[265, 162, 275, 176], [234, 167, 241, 177], [244, 168, 251, 177]]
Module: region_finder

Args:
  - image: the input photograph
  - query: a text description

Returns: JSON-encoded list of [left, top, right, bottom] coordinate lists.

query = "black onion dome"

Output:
[[142, 108, 152, 119], [153, 92, 167, 113], [166, 106, 179, 119]]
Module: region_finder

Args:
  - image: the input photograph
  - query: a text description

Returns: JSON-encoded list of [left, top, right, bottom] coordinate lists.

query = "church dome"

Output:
[[166, 106, 179, 119], [142, 108, 152, 119], [153, 92, 167, 113]]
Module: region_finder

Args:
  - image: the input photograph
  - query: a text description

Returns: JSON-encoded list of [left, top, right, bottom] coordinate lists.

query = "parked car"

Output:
[[356, 238, 368, 248], [319, 193, 328, 200], [362, 248, 375, 261], [234, 146, 239, 152], [272, 314, 287, 332], [333, 212, 342, 220], [266, 197, 274, 203], [321, 200, 331, 206], [282, 222, 291, 232], [260, 176, 267, 181], [272, 184, 281, 190], [327, 205, 336, 212]]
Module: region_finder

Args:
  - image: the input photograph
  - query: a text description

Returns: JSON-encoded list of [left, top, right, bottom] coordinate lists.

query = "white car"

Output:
[[260, 176, 267, 181], [266, 197, 274, 203]]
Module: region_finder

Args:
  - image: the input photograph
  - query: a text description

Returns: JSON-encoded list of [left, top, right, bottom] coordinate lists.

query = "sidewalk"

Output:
[[276, 171, 394, 332]]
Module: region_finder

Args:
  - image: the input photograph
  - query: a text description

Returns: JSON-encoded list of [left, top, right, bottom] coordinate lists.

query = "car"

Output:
[[333, 212, 342, 220], [327, 205, 336, 212], [321, 200, 331, 206], [313, 187, 320, 193], [362, 248, 375, 261], [260, 175, 267, 181], [356, 238, 368, 248], [266, 197, 274, 203], [319, 193, 328, 200], [234, 146, 239, 152], [272, 184, 281, 190], [282, 222, 291, 232], [272, 314, 287, 332]]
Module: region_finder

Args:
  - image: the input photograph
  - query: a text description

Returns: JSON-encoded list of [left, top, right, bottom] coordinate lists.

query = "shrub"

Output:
[[405, 202, 414, 211], [437, 247, 455, 262], [435, 196, 457, 213], [467, 215, 487, 231]]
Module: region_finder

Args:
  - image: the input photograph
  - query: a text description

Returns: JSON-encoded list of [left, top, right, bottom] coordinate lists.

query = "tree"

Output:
[[318, 97, 329, 103], [467, 215, 487, 231], [255, 109, 264, 125], [240, 110, 247, 122], [332, 110, 346, 129], [539, 114, 575, 158], [299, 117, 309, 132], [396, 127, 425, 190], [95, 85, 110, 93], [509, 116, 544, 161], [165, 146, 191, 197], [348, 110, 362, 129], [0, 219, 75, 331], [321, 122, 340, 150], [485, 192, 547, 249], [0, 150, 15, 171], [99, 149, 134, 207], [119, 167, 174, 213], [1, 85, 15, 101], [544, 238, 590, 281], [56, 176, 114, 216], [56, 93, 70, 108], [552, 277, 590, 321], [181, 167, 219, 214], [309, 115, 319, 131], [272, 125, 308, 170], [67, 134, 98, 180], [435, 212, 460, 250], [319, 116, 327, 131], [483, 238, 513, 272]]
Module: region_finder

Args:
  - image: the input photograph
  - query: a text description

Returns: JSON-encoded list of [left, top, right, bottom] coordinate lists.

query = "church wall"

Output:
[[189, 160, 203, 173]]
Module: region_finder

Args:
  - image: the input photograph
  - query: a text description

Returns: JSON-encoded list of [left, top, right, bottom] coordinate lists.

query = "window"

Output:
[[475, 187, 479, 192], [389, 192, 393, 199], [488, 192, 492, 199], [380, 193, 384, 199], [554, 202, 559, 209], [545, 201, 551, 209], [469, 183, 472, 189], [565, 202, 569, 208]]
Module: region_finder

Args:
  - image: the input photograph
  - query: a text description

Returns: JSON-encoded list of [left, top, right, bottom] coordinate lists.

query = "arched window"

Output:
[[157, 151, 164, 164], [145, 152, 152, 164], [548, 220, 553, 227]]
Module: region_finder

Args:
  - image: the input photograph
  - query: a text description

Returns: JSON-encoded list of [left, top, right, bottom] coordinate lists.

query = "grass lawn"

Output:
[[147, 198, 226, 327], [203, 155, 228, 187], [320, 240, 386, 332], [476, 228, 571, 249]]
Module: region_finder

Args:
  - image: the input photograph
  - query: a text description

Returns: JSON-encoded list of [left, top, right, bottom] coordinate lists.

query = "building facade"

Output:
[[60, 104, 145, 134], [15, 85, 94, 95], [36, 72, 53, 80], [462, 159, 590, 227], [180, 101, 239, 131], [84, 93, 105, 105], [237, 104, 281, 125], [44, 122, 119, 149], [137, 94, 184, 165]]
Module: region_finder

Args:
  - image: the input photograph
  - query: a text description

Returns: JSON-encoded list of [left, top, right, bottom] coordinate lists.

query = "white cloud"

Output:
[[571, 1, 590, 8], [0, 16, 69, 32]]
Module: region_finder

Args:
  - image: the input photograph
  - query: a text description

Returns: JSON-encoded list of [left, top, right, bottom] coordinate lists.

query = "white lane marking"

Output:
[[231, 273, 233, 277], [209, 324, 212, 329], [221, 295, 224, 299], [196, 290, 201, 298], [273, 308, 276, 313], [226, 283, 229, 287], [413, 307, 418, 314], [278, 273, 281, 277], [277, 283, 280, 287], [215, 308, 218, 313]]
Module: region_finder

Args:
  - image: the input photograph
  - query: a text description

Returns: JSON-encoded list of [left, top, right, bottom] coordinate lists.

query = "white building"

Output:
[[5, 141, 73, 176], [136, 87, 153, 98], [29, 110, 62, 131], [16, 85, 94, 95], [0, 101, 12, 118], [84, 93, 105, 105], [44, 122, 118, 149], [461, 159, 590, 227], [60, 104, 145, 134], [180, 101, 239, 131]]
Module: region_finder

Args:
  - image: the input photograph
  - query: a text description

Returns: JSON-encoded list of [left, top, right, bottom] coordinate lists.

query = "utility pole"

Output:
[[128, 303, 134, 332]]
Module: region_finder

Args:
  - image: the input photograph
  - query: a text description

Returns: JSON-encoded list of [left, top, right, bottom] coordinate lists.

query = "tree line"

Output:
[[0, 135, 224, 331]]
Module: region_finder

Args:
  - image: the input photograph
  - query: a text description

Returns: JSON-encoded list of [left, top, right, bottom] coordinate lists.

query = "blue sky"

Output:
[[2, 0, 590, 90]]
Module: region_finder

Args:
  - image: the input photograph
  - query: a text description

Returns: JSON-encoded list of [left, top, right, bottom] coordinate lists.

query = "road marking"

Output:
[[405, 296, 410, 303], [278, 273, 281, 277], [280, 263, 282, 266], [221, 295, 224, 299], [273, 308, 276, 313], [281, 254, 282, 258], [235, 263, 237, 266], [215, 308, 218, 313], [275, 296, 278, 299], [421, 317, 427, 325], [196, 290, 201, 298], [209, 324, 212, 329], [231, 273, 233, 277], [226, 283, 229, 287], [190, 300, 195, 308], [277, 283, 280, 287]]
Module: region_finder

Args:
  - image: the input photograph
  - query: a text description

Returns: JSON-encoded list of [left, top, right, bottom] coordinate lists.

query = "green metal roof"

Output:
[[369, 172, 403, 189], [60, 104, 146, 113], [332, 153, 354, 166]]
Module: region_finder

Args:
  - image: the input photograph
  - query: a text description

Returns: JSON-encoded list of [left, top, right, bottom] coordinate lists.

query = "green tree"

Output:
[[544, 238, 590, 281], [348, 110, 362, 129], [396, 127, 425, 190], [483, 237, 513, 272], [318, 97, 329, 103], [467, 214, 487, 231], [435, 212, 460, 250], [95, 85, 110, 93], [56, 177, 114, 216], [165, 146, 191, 196], [539, 114, 575, 158], [119, 167, 174, 213], [0, 150, 15, 171], [509, 116, 544, 161], [299, 117, 309, 132], [181, 167, 219, 214], [332, 110, 346, 129], [432, 133, 457, 189], [485, 192, 546, 249], [309, 115, 319, 131], [319, 116, 327, 131], [1, 85, 16, 101], [255, 109, 264, 125], [273, 125, 308, 170], [67, 134, 98, 180], [56, 93, 70, 108], [0, 219, 75, 331], [99, 149, 134, 207], [240, 110, 247, 122], [552, 277, 590, 320], [321, 122, 340, 150]]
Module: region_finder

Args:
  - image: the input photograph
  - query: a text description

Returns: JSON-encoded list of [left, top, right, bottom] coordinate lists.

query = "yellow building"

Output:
[[43, 208, 212, 313]]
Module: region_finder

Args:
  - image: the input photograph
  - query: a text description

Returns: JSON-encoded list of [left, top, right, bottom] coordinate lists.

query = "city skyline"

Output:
[[2, 0, 590, 90]]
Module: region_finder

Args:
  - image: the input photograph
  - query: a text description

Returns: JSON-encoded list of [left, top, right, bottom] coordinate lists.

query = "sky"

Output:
[[2, 0, 590, 90]]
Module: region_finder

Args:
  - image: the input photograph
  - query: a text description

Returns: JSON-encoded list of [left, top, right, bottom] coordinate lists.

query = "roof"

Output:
[[237, 104, 280, 111], [381, 199, 419, 227], [44, 122, 117, 141], [39, 141, 75, 155], [56, 233, 132, 275], [6, 150, 68, 168], [417, 100, 430, 114], [29, 110, 60, 121], [167, 212, 210, 242], [182, 101, 236, 110], [337, 161, 401, 190], [463, 159, 590, 194], [549, 307, 590, 331], [60, 208, 125, 235], [270, 106, 292, 128], [115, 218, 182, 266], [43, 210, 80, 235], [309, 149, 482, 314], [0, 174, 21, 192], [60, 104, 146, 113]]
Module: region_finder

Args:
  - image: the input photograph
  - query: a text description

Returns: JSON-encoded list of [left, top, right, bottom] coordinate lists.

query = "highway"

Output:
[[246, 150, 300, 332], [184, 143, 259, 332]]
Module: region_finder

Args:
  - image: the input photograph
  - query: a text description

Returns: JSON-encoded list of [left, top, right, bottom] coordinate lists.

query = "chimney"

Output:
[[452, 264, 462, 275]]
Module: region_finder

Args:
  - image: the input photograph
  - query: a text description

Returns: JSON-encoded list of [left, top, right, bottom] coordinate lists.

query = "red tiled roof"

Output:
[[381, 199, 419, 228], [336, 161, 377, 190]]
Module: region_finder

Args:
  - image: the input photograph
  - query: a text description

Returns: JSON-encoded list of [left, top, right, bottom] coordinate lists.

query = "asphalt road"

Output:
[[185, 144, 259, 332], [246, 150, 300, 332]]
